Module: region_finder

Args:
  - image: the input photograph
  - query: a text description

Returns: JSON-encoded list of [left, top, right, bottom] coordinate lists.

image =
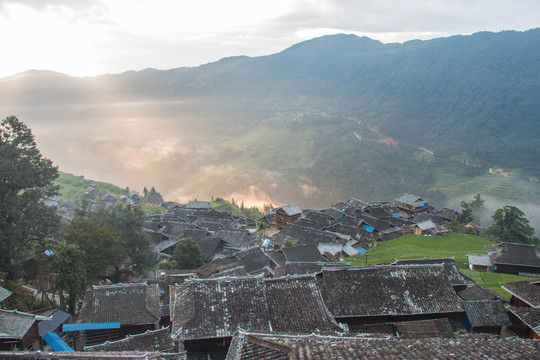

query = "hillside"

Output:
[[1, 29, 540, 214]]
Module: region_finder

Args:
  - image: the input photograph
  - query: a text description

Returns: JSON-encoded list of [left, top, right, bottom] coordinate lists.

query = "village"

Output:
[[1, 192, 539, 359]]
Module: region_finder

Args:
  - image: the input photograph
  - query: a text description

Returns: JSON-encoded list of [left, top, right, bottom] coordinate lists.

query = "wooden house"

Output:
[[320, 265, 465, 331], [170, 275, 345, 358], [274, 204, 302, 229], [83, 327, 174, 353], [489, 242, 540, 277], [394, 193, 429, 215], [225, 330, 540, 360], [507, 306, 540, 339], [0, 309, 48, 351], [462, 300, 511, 335], [76, 282, 160, 349], [467, 253, 493, 272], [501, 280, 540, 308]]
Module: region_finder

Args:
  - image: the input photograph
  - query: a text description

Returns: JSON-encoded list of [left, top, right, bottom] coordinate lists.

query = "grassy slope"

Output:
[[55, 172, 165, 213], [348, 233, 537, 300]]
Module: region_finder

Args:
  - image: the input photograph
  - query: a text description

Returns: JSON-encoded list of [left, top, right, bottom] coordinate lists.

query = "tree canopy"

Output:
[[0, 116, 59, 277], [172, 237, 204, 270], [486, 205, 539, 245]]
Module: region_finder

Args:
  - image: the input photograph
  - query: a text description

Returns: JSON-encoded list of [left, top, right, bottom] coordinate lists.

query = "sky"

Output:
[[0, 0, 539, 78]]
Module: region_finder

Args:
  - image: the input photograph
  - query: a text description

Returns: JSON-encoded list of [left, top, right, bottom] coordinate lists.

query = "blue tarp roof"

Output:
[[361, 224, 375, 233], [43, 332, 74, 352], [355, 247, 368, 254], [62, 322, 120, 332], [262, 239, 271, 247]]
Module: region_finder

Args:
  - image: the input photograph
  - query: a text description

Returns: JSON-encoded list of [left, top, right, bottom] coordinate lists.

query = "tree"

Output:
[[486, 205, 539, 244], [283, 237, 295, 248], [146, 186, 164, 205], [172, 237, 204, 270], [64, 217, 124, 282], [0, 116, 60, 277], [105, 206, 151, 274], [457, 201, 474, 224], [50, 241, 87, 314]]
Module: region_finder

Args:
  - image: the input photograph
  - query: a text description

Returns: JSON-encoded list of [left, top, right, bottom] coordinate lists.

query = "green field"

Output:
[[349, 233, 537, 300]]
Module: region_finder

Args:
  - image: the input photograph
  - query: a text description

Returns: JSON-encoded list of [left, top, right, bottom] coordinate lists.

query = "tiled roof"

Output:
[[216, 229, 254, 247], [170, 275, 344, 341], [467, 253, 492, 267], [0, 285, 12, 303], [281, 244, 327, 263], [489, 242, 540, 267], [275, 223, 339, 246], [507, 306, 540, 334], [0, 309, 46, 340], [501, 281, 540, 308], [393, 318, 455, 339], [0, 351, 185, 359], [196, 256, 240, 278], [393, 258, 475, 286], [78, 282, 160, 326], [395, 193, 425, 206], [277, 204, 302, 216], [225, 331, 540, 360], [322, 265, 464, 318], [457, 285, 505, 302], [234, 247, 271, 274], [263, 250, 286, 267], [84, 327, 174, 352], [463, 300, 511, 327], [284, 262, 351, 276]]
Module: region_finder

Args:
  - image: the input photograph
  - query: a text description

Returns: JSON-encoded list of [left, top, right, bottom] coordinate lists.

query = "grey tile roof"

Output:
[[393, 318, 455, 339], [0, 351, 186, 359], [78, 282, 160, 326], [277, 204, 302, 216], [234, 247, 271, 274], [226, 331, 540, 360], [457, 284, 506, 302], [489, 242, 540, 267], [0, 285, 12, 303], [275, 223, 339, 246], [395, 193, 425, 206], [463, 300, 511, 327], [322, 265, 464, 318], [467, 253, 492, 267], [281, 244, 327, 263], [0, 309, 46, 340], [393, 258, 476, 287], [501, 281, 540, 308], [284, 262, 351, 276], [196, 256, 240, 278], [507, 306, 540, 334], [84, 327, 174, 352], [170, 275, 345, 341]]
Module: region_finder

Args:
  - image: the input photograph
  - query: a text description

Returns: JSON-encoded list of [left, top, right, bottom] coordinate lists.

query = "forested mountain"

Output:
[[1, 29, 539, 211]]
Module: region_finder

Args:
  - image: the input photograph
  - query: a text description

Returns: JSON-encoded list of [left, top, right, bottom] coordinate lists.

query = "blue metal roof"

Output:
[[62, 322, 120, 332], [43, 332, 74, 352], [361, 224, 375, 233], [355, 247, 368, 254]]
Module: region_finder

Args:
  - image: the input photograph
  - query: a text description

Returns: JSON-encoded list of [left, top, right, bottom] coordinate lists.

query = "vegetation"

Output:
[[486, 205, 539, 244], [0, 116, 60, 278], [64, 205, 151, 282], [172, 237, 205, 270], [50, 241, 88, 314], [211, 198, 263, 220], [349, 233, 494, 269]]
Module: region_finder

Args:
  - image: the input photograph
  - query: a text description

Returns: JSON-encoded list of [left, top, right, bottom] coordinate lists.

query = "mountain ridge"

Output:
[[0, 29, 539, 214]]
